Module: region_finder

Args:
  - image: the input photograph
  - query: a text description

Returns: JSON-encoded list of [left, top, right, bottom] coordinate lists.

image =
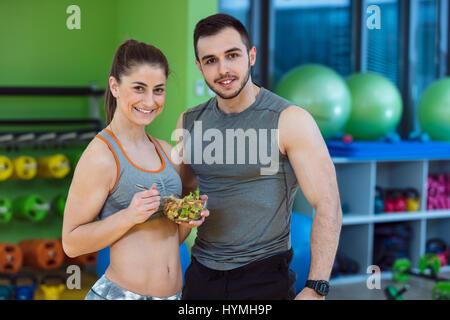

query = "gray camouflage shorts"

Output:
[[84, 275, 181, 300]]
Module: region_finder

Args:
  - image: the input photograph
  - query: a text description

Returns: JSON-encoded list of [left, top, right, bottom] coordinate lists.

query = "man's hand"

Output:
[[295, 287, 325, 300]]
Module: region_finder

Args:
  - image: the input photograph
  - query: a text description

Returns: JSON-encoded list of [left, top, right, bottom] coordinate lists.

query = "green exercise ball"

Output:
[[344, 72, 403, 140], [418, 77, 450, 141], [275, 64, 352, 139]]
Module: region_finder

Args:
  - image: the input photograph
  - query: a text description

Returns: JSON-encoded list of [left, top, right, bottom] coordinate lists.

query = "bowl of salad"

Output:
[[163, 189, 206, 222]]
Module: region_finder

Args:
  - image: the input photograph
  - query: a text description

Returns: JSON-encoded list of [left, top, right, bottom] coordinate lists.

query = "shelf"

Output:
[[0, 86, 105, 97], [343, 210, 450, 225], [293, 156, 450, 287]]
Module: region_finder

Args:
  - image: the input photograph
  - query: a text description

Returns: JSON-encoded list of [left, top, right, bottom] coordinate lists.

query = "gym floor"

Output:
[[327, 270, 450, 300], [8, 266, 448, 300]]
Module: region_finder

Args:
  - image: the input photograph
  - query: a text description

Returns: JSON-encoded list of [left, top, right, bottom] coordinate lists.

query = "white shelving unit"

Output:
[[292, 157, 450, 286]]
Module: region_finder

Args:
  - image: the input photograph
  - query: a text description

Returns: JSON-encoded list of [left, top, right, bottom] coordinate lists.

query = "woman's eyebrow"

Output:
[[132, 81, 147, 86]]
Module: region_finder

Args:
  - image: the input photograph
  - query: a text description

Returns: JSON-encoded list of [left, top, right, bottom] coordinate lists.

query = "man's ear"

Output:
[[249, 46, 257, 67], [108, 76, 120, 98], [195, 59, 203, 75]]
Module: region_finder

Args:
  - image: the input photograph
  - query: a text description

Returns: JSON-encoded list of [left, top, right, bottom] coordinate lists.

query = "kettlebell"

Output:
[[12, 273, 37, 300], [374, 186, 384, 214], [405, 188, 420, 212], [40, 274, 66, 300], [0, 273, 13, 300]]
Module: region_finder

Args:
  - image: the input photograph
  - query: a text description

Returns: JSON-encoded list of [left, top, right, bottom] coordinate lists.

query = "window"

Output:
[[414, 0, 439, 101], [365, 0, 400, 85], [219, 0, 251, 31], [272, 0, 352, 88], [408, 0, 440, 132]]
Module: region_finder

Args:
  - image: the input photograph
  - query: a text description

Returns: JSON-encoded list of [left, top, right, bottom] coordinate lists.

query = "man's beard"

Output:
[[205, 63, 251, 100]]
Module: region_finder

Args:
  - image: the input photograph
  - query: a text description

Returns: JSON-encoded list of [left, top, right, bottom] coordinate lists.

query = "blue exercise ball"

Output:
[[180, 242, 191, 283], [96, 246, 110, 277], [290, 212, 312, 294], [96, 243, 191, 281]]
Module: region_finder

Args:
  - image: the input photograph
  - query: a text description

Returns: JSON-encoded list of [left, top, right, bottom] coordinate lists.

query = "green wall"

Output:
[[0, 0, 217, 243], [0, 0, 117, 120], [116, 0, 217, 142], [0, 0, 217, 139]]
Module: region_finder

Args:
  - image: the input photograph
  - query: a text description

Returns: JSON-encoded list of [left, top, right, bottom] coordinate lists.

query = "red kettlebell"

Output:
[[391, 190, 406, 212], [384, 190, 396, 213], [437, 252, 448, 267]]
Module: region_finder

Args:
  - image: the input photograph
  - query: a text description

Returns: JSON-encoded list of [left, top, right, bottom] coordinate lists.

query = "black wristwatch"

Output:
[[305, 280, 330, 296]]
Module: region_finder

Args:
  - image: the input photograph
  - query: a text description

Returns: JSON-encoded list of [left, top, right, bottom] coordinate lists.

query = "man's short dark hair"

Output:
[[194, 13, 252, 62]]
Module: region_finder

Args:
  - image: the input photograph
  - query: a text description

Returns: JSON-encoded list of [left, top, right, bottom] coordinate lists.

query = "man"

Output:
[[175, 13, 342, 300]]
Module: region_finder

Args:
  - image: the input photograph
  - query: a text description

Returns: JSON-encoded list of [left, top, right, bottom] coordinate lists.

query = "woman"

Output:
[[62, 39, 208, 300]]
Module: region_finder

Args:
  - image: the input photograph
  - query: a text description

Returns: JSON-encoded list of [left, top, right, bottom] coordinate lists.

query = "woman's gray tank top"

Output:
[[183, 87, 299, 270], [95, 129, 182, 221]]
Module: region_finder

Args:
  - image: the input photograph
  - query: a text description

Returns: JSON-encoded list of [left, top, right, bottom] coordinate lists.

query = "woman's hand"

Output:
[[126, 184, 161, 225], [176, 194, 209, 228]]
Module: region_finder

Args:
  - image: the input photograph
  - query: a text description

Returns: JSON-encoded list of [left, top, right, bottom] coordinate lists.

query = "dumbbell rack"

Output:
[[293, 155, 450, 286], [0, 86, 104, 243]]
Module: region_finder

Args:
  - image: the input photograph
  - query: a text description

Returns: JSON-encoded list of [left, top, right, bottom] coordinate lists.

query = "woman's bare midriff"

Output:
[[104, 217, 183, 297]]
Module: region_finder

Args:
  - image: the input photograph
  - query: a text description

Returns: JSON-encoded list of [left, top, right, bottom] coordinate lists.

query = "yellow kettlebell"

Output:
[[0, 156, 13, 181], [37, 154, 71, 179], [40, 284, 66, 300], [405, 188, 420, 212], [11, 156, 38, 180], [39, 275, 66, 300]]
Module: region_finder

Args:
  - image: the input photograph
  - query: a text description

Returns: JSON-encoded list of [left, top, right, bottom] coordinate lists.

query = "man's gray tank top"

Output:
[[95, 129, 182, 221], [183, 86, 299, 270]]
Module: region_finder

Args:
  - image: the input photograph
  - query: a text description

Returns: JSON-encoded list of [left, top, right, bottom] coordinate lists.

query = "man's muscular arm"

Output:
[[279, 106, 342, 300]]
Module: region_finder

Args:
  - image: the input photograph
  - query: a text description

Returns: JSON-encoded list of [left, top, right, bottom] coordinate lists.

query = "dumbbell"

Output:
[[37, 154, 71, 179], [39, 274, 66, 300], [52, 194, 67, 217], [392, 258, 412, 283], [385, 284, 409, 300], [432, 281, 450, 300], [19, 239, 65, 270], [0, 197, 13, 224], [419, 253, 442, 278], [11, 156, 38, 180], [427, 175, 449, 210], [0, 156, 13, 181], [13, 195, 50, 223], [0, 243, 23, 274]]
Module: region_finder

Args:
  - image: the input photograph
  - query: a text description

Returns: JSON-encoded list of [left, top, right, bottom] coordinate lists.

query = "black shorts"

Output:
[[182, 248, 297, 300]]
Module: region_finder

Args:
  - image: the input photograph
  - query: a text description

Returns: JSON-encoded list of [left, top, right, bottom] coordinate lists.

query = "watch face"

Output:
[[317, 281, 329, 296]]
